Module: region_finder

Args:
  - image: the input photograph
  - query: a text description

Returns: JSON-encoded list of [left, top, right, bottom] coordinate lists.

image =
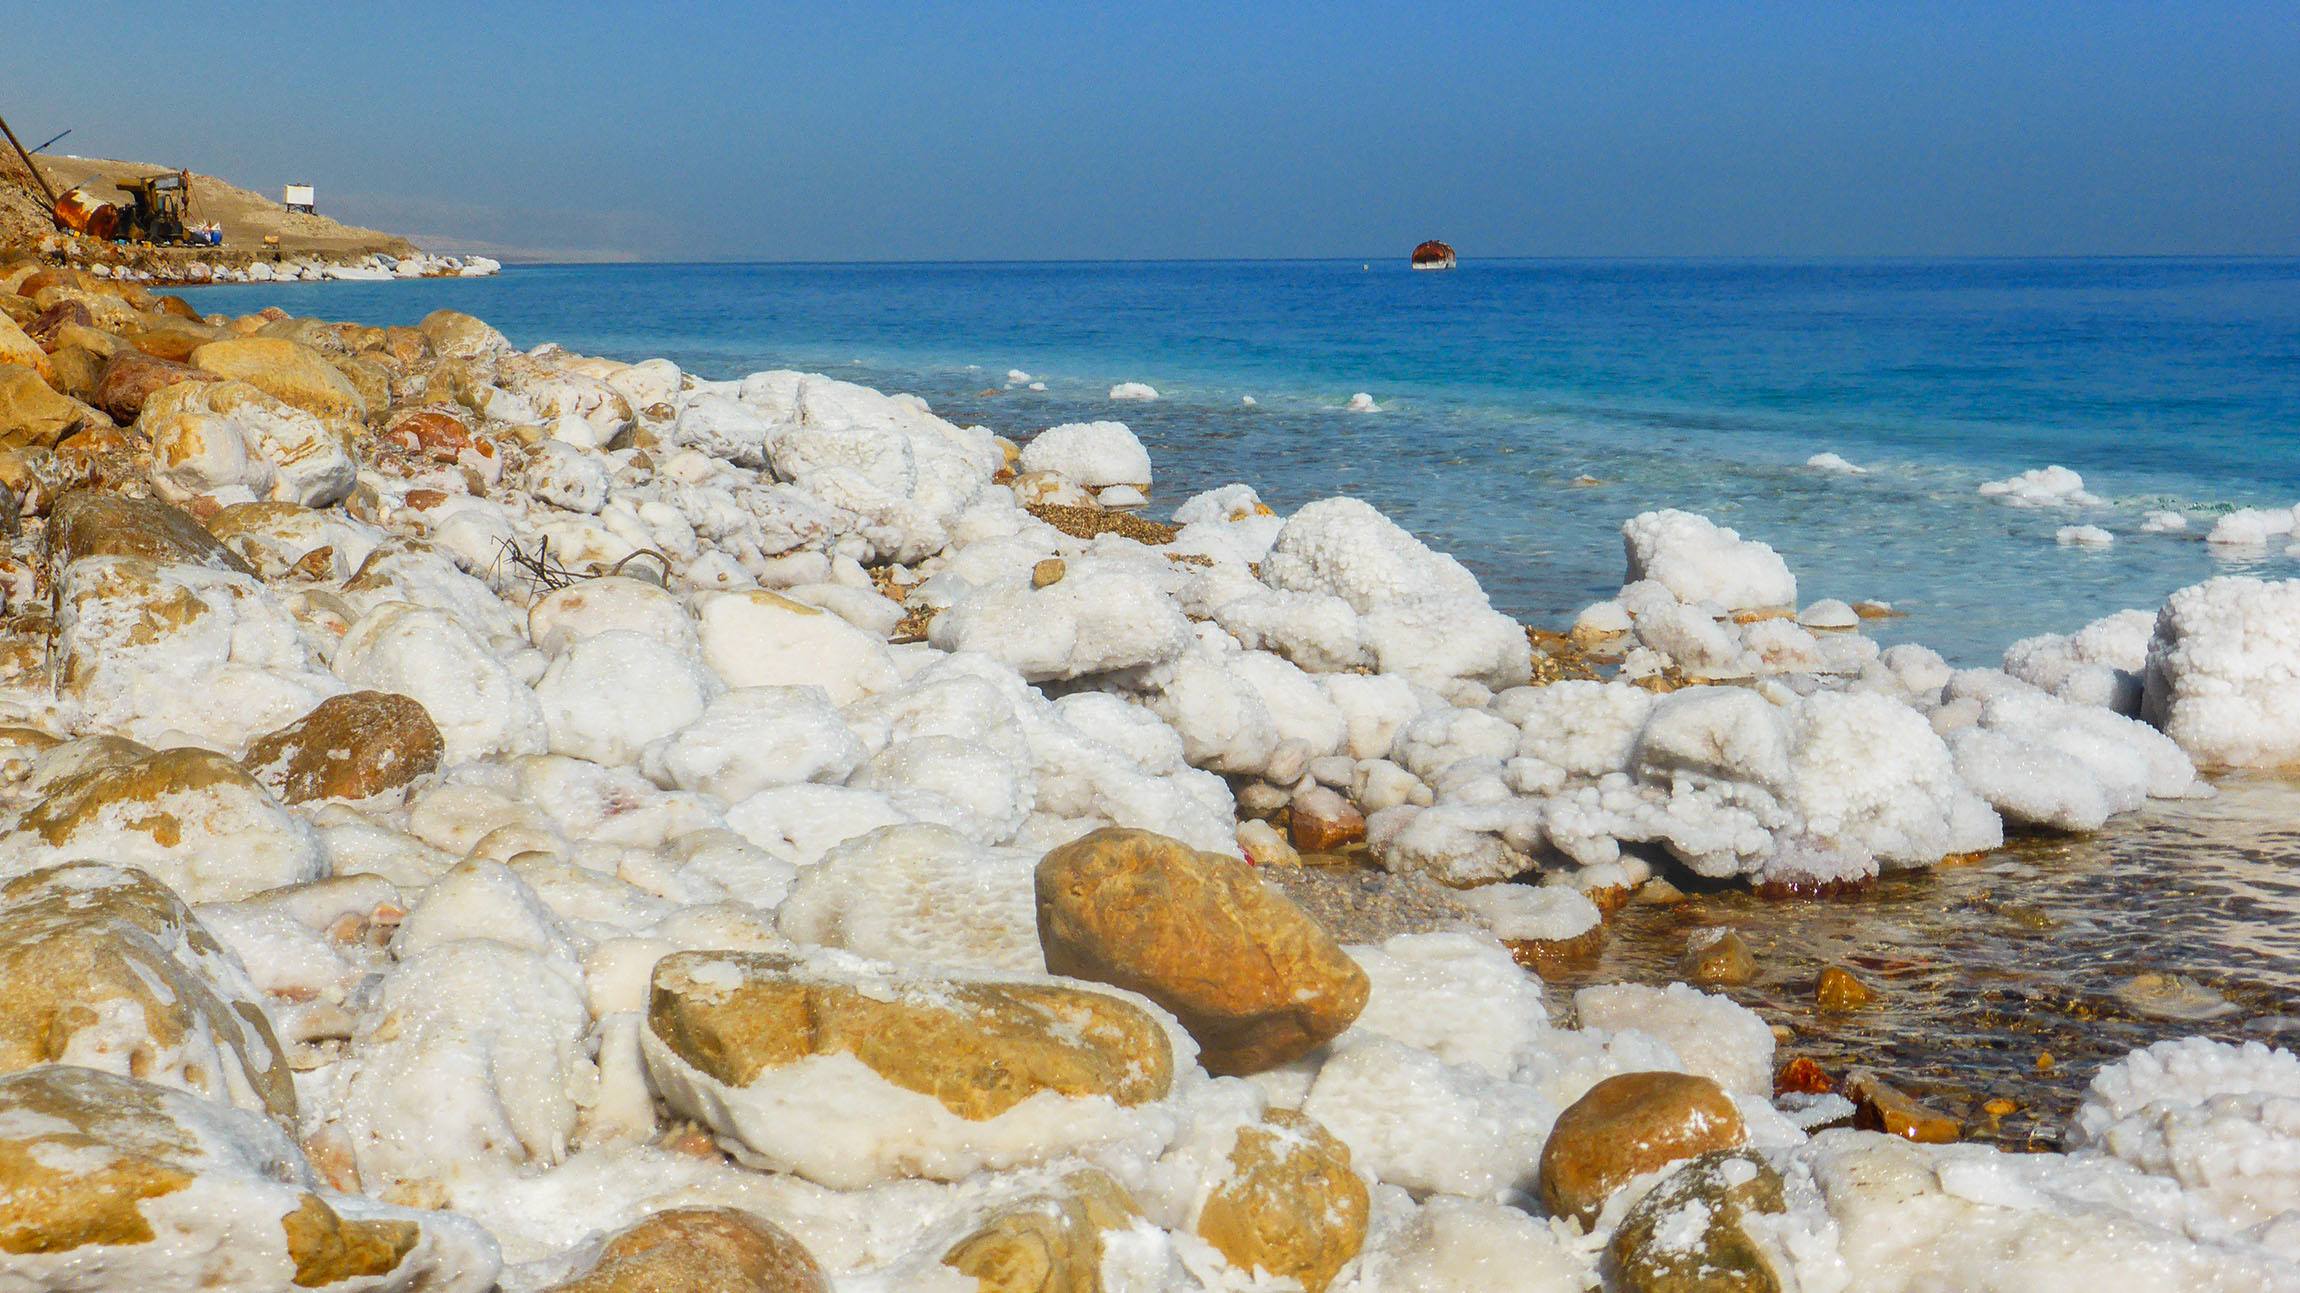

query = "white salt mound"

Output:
[[1979, 464, 2104, 508], [1347, 392, 1381, 412], [1807, 451, 1867, 474], [1109, 381, 1160, 401], [2056, 524, 2115, 547]]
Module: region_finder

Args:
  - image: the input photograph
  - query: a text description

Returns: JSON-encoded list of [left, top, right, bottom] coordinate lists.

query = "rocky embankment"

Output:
[[0, 267, 2290, 1290]]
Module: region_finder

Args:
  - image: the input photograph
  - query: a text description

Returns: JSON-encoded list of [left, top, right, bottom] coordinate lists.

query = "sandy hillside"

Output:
[[1, 151, 418, 260]]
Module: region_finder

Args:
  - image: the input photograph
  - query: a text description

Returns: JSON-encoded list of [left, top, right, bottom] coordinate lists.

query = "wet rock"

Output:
[[1289, 785, 1367, 852], [47, 489, 248, 572], [0, 861, 297, 1121], [1680, 927, 1757, 986], [2112, 971, 2235, 1021], [244, 690, 445, 804], [189, 336, 369, 431], [1607, 1149, 1788, 1293], [1816, 965, 1873, 1010], [1195, 1108, 1369, 1293], [1775, 1056, 1836, 1095], [94, 348, 217, 422], [0, 362, 92, 449], [943, 1169, 1141, 1293], [1845, 1069, 1960, 1143], [0, 1066, 497, 1291], [544, 1207, 829, 1292], [1537, 1071, 1749, 1224], [1036, 827, 1369, 1075]]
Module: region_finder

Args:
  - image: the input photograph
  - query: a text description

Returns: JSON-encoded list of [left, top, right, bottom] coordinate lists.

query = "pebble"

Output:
[[1845, 1069, 1961, 1144], [1680, 928, 1757, 986], [1815, 965, 1874, 1010]]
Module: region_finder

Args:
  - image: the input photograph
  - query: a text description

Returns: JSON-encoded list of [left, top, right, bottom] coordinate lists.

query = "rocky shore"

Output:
[[0, 270, 2290, 1291]]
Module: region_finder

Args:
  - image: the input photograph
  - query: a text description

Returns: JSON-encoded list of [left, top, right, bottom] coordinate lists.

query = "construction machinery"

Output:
[[110, 170, 194, 244]]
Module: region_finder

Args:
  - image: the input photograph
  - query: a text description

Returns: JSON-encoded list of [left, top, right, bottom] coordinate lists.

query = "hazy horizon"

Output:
[[14, 1, 2297, 262]]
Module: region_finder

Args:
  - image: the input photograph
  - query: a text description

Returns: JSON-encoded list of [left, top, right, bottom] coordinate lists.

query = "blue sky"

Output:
[[12, 1, 2297, 259]]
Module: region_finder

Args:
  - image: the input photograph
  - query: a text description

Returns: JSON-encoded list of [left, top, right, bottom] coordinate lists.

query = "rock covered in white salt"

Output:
[[641, 686, 865, 801], [535, 630, 719, 767], [2057, 524, 2115, 547], [1109, 381, 1160, 401], [1214, 590, 1371, 673], [1621, 509, 1797, 611], [696, 589, 899, 704], [2204, 504, 2300, 547], [1572, 981, 1775, 1096], [1979, 464, 2104, 508], [1798, 598, 1861, 629], [1337, 1194, 1588, 1293], [1173, 483, 1268, 526], [334, 602, 547, 764], [1347, 392, 1381, 412], [1453, 882, 1602, 944], [2142, 510, 2190, 533], [1018, 420, 1152, 490], [776, 823, 1044, 972], [1302, 1037, 1552, 1196], [1807, 451, 1867, 474], [930, 560, 1193, 682], [2002, 608, 2154, 714], [2142, 576, 2300, 767]]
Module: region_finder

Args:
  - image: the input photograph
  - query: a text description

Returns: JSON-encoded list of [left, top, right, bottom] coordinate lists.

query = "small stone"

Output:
[[1845, 1069, 1960, 1144], [1538, 1072, 1748, 1225], [1237, 817, 1300, 867], [1288, 785, 1366, 852], [1815, 965, 1873, 1010], [1036, 827, 1369, 1075], [544, 1207, 828, 1292], [1632, 877, 1688, 906], [1031, 557, 1067, 588], [244, 690, 445, 804], [1195, 1109, 1369, 1293], [1982, 1097, 2019, 1117], [1680, 928, 1756, 986], [1236, 780, 1290, 816], [1607, 1149, 1787, 1293], [943, 1169, 1140, 1293], [1773, 1057, 1835, 1096]]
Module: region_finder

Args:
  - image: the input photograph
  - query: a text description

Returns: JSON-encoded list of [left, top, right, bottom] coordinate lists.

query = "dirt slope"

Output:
[[1, 151, 418, 261]]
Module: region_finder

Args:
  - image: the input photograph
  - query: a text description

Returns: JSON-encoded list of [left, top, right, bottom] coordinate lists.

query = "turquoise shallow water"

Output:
[[185, 257, 2300, 663]]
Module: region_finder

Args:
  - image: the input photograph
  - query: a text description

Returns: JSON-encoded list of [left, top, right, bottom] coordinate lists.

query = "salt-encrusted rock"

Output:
[[641, 686, 866, 801], [9, 747, 323, 902], [777, 823, 1045, 973], [1607, 1149, 1787, 1293], [930, 561, 1194, 683], [190, 335, 370, 430], [0, 862, 296, 1121], [642, 949, 1177, 1187], [1035, 827, 1368, 1075], [1290, 784, 1366, 852], [1574, 982, 1776, 1097], [2142, 577, 2300, 767], [48, 488, 249, 571], [1978, 464, 2102, 508], [697, 588, 899, 704], [542, 1207, 828, 1293], [1194, 1108, 1369, 1292], [419, 308, 514, 360], [1622, 510, 1796, 611], [1018, 420, 1152, 490], [0, 1066, 498, 1291], [536, 629, 720, 766], [244, 690, 445, 803], [141, 378, 357, 507], [54, 555, 346, 748], [0, 361, 94, 448], [1536, 1071, 1748, 1224], [333, 602, 549, 764], [207, 499, 385, 580], [942, 1169, 1144, 1293]]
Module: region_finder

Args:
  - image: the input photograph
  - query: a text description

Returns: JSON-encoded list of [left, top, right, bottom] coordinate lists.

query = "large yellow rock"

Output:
[[0, 1066, 498, 1290], [646, 951, 1171, 1120], [0, 314, 49, 383], [544, 1207, 829, 1293], [0, 862, 296, 1122], [245, 690, 444, 803], [0, 363, 91, 449], [189, 335, 369, 430], [942, 1169, 1141, 1293], [1195, 1109, 1369, 1292], [418, 308, 511, 361], [1035, 828, 1368, 1075], [1538, 1072, 1748, 1225]]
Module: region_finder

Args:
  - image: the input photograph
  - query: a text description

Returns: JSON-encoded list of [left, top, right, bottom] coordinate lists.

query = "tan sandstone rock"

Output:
[[245, 690, 445, 804], [1195, 1109, 1369, 1292], [942, 1169, 1142, 1293], [1537, 1071, 1749, 1225], [544, 1207, 829, 1293], [189, 335, 369, 431], [0, 363, 91, 449], [1035, 827, 1368, 1075], [0, 314, 50, 383], [419, 308, 512, 361]]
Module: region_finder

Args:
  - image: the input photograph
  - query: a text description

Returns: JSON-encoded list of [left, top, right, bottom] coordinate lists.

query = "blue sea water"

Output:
[[185, 257, 2300, 664]]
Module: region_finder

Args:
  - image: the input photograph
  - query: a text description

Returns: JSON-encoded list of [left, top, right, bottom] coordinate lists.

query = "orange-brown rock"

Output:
[[646, 951, 1173, 1120], [1774, 1056, 1836, 1096], [1036, 827, 1369, 1076], [544, 1207, 828, 1293], [382, 407, 482, 461], [1681, 928, 1757, 987], [942, 1170, 1140, 1293], [0, 363, 93, 450], [44, 345, 106, 404], [129, 327, 211, 364], [1815, 965, 1873, 1011], [0, 314, 50, 383], [1195, 1109, 1368, 1292], [153, 294, 203, 322], [1538, 1072, 1748, 1225], [189, 336, 368, 429], [1287, 786, 1365, 852], [26, 298, 92, 348], [95, 348, 217, 422], [47, 489, 248, 572], [1846, 1070, 1960, 1144], [244, 691, 445, 804]]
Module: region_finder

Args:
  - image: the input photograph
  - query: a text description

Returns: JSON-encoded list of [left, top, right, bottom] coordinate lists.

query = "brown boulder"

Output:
[[1195, 1109, 1368, 1292], [942, 1170, 1142, 1293], [95, 347, 218, 421], [1607, 1149, 1787, 1293], [47, 489, 248, 572], [129, 326, 210, 364], [646, 951, 1173, 1121], [0, 363, 93, 449], [0, 861, 297, 1122], [245, 690, 444, 803], [189, 336, 368, 429], [154, 294, 203, 322], [1538, 1072, 1748, 1225], [44, 345, 106, 404], [545, 1207, 828, 1293], [1035, 827, 1369, 1075], [26, 298, 92, 347]]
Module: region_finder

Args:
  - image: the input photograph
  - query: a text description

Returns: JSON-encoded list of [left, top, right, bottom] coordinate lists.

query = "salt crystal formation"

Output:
[[0, 273, 2288, 1289]]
